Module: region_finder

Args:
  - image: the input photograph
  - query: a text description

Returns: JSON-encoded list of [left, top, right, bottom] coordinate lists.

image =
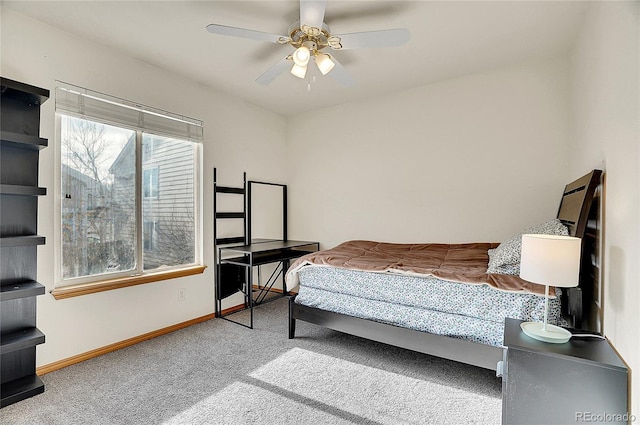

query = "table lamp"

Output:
[[519, 234, 581, 343]]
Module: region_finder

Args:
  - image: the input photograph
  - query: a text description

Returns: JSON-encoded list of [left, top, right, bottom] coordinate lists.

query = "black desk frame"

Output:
[[213, 168, 318, 328], [215, 239, 319, 328]]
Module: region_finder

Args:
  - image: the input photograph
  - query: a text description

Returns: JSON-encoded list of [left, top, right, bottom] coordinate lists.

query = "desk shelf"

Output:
[[215, 240, 318, 328], [220, 247, 319, 267]]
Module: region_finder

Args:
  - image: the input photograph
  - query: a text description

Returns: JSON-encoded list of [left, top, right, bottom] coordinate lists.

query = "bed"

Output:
[[286, 170, 602, 370]]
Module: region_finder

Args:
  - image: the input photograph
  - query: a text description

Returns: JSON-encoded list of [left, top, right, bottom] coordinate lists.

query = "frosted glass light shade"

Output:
[[520, 234, 581, 288], [293, 46, 311, 66], [315, 52, 335, 75], [290, 63, 307, 79]]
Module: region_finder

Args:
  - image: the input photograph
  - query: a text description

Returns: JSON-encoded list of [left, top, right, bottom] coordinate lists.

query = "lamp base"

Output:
[[520, 321, 572, 344]]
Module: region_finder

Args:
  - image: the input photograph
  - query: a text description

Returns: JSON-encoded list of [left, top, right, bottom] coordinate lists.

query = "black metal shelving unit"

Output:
[[213, 168, 248, 320], [0, 77, 49, 407]]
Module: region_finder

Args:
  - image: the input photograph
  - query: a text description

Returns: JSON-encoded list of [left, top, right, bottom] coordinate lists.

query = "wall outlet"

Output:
[[178, 288, 186, 302]]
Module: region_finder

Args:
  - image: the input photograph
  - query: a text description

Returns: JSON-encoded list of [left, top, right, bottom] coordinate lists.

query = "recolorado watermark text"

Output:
[[576, 412, 636, 423]]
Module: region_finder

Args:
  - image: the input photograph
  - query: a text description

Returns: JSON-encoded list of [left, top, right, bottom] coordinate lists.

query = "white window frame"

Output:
[[52, 83, 204, 293]]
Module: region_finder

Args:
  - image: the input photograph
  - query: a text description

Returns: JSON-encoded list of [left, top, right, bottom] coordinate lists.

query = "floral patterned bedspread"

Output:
[[286, 240, 548, 296]]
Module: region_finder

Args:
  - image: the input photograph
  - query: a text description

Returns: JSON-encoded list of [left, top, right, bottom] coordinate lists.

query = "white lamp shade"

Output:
[[315, 52, 335, 75], [290, 63, 307, 79], [293, 46, 311, 66], [520, 234, 581, 288]]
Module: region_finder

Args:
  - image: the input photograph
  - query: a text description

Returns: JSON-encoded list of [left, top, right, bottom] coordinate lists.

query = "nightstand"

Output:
[[502, 318, 628, 425]]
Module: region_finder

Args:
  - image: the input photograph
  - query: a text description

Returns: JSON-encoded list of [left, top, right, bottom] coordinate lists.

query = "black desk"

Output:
[[215, 239, 319, 328], [502, 318, 628, 424]]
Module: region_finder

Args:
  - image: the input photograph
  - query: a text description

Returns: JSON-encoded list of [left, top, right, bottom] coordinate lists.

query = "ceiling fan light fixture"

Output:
[[290, 63, 307, 79], [327, 36, 343, 50], [206, 2, 410, 87], [293, 45, 311, 66], [315, 52, 335, 75]]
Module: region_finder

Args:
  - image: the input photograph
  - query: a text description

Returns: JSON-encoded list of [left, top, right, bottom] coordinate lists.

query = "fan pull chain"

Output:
[[307, 73, 317, 93]]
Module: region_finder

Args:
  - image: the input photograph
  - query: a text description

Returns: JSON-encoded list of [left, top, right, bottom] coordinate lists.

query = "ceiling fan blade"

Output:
[[334, 28, 410, 50], [327, 57, 354, 87], [256, 57, 292, 85], [206, 24, 285, 44], [300, 0, 326, 30], [324, 2, 410, 24]]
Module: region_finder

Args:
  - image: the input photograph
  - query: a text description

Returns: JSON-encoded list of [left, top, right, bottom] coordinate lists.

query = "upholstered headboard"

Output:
[[556, 169, 603, 332]]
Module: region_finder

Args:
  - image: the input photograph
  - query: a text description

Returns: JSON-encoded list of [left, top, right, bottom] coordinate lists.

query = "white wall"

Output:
[[570, 1, 639, 414], [287, 58, 573, 249], [3, 3, 637, 413], [287, 1, 639, 413], [1, 9, 287, 366]]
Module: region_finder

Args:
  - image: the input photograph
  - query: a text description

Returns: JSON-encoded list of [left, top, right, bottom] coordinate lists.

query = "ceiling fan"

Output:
[[206, 0, 410, 87]]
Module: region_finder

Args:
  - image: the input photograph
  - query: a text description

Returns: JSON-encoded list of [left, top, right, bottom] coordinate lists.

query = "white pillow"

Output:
[[487, 219, 569, 275]]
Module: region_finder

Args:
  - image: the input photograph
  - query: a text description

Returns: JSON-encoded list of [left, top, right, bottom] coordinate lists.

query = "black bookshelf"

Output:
[[0, 77, 49, 408]]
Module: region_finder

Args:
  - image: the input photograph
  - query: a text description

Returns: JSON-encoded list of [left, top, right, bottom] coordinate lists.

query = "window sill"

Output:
[[50, 265, 207, 300]]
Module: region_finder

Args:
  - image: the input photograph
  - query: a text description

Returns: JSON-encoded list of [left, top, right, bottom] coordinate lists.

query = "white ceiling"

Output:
[[3, 1, 589, 116]]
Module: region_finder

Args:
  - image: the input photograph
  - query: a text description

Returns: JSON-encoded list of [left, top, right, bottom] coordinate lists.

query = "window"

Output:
[[143, 167, 159, 199], [55, 83, 203, 294], [143, 221, 157, 251]]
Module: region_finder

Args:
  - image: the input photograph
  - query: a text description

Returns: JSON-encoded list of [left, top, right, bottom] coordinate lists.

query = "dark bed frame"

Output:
[[288, 170, 603, 371]]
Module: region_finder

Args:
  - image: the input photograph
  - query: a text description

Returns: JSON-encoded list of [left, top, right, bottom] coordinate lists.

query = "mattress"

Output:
[[294, 265, 563, 347]]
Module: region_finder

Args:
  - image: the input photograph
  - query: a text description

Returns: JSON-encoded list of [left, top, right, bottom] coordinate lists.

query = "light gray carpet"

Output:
[[0, 297, 502, 425]]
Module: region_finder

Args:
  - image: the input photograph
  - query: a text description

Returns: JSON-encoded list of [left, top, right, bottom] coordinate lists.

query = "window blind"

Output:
[[55, 82, 204, 141]]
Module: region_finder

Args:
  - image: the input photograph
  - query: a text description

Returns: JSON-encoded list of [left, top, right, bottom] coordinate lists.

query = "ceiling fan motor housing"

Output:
[[287, 21, 336, 52]]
